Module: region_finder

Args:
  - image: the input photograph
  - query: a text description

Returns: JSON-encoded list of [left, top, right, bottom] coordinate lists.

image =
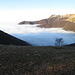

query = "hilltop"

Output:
[[19, 14, 75, 32]]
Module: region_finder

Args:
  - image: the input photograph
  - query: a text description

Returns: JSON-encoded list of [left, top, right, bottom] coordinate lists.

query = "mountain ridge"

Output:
[[19, 14, 75, 32]]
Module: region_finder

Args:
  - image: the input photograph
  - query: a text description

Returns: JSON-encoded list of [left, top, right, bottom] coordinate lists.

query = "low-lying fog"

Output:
[[0, 23, 75, 46]]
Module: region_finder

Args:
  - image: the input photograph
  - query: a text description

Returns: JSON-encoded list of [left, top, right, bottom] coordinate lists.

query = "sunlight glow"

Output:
[[0, 9, 75, 23]]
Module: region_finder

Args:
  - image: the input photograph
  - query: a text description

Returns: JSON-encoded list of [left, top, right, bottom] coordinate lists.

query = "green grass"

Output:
[[0, 45, 75, 75]]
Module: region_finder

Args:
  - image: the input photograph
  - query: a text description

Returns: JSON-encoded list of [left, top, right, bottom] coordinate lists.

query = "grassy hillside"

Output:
[[0, 45, 75, 75]]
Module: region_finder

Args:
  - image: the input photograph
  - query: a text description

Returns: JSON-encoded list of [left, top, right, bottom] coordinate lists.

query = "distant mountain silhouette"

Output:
[[66, 43, 75, 46], [0, 30, 31, 46], [19, 14, 75, 32]]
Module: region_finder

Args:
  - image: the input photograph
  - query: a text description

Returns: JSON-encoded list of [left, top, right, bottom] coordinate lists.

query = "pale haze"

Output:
[[0, 0, 75, 23], [0, 9, 75, 23]]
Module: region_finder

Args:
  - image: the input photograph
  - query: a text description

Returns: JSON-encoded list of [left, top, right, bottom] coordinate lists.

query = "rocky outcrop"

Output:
[[0, 30, 31, 46], [19, 21, 34, 25]]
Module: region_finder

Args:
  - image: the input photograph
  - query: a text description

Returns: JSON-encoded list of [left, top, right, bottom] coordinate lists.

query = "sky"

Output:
[[0, 0, 75, 22], [0, 0, 75, 10]]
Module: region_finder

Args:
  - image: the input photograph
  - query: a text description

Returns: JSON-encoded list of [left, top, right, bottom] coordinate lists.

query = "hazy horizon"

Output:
[[0, 9, 75, 24], [0, 0, 75, 23]]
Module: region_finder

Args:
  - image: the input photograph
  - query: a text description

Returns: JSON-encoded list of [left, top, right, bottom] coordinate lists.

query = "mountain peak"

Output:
[[48, 14, 61, 19]]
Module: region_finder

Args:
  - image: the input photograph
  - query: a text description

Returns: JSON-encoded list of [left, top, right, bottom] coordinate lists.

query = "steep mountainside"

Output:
[[19, 14, 75, 32], [0, 30, 31, 46]]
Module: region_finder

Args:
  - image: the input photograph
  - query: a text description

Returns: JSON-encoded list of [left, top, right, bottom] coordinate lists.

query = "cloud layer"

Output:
[[0, 21, 75, 46], [13, 32, 75, 46], [0, 23, 74, 34]]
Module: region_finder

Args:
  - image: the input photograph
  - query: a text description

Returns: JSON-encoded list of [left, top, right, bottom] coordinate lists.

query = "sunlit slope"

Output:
[[62, 14, 75, 31], [63, 14, 75, 23]]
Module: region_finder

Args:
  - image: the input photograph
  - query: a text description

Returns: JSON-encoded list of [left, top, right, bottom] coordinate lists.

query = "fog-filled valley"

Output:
[[0, 23, 75, 46]]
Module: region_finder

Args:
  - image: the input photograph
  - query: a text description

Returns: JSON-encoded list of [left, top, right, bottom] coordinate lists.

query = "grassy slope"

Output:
[[0, 45, 75, 75], [0, 30, 31, 46]]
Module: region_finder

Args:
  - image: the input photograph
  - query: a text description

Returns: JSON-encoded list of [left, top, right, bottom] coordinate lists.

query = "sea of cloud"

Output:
[[0, 9, 75, 46], [0, 23, 75, 46]]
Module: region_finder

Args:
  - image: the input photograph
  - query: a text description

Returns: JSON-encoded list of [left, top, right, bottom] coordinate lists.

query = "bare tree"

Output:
[[55, 38, 64, 46]]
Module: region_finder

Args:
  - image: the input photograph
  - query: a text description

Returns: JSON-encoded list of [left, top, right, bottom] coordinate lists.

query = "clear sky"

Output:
[[0, 0, 75, 10], [0, 0, 75, 22]]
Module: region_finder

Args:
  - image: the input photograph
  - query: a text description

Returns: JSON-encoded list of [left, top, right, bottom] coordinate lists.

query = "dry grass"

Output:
[[0, 45, 75, 75]]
